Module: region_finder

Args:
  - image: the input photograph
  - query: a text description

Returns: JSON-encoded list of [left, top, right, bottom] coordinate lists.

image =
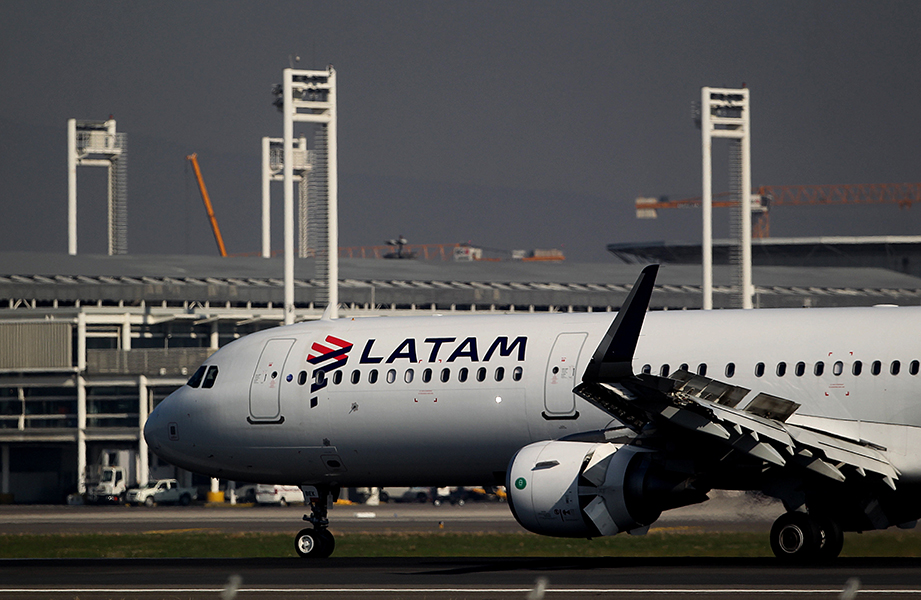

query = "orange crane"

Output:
[[635, 183, 921, 237], [186, 153, 228, 257]]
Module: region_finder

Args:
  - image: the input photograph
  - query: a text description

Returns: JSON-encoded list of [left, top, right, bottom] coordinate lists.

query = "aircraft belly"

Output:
[[320, 387, 531, 485]]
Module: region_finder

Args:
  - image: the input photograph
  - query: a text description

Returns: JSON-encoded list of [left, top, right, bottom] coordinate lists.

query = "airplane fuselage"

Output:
[[146, 305, 921, 488]]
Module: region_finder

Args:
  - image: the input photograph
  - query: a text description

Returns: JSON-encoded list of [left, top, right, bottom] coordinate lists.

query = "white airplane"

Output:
[[145, 265, 921, 560]]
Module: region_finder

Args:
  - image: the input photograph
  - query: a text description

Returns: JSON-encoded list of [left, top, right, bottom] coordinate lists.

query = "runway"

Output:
[[0, 491, 779, 535], [3, 497, 921, 598], [1, 556, 921, 599]]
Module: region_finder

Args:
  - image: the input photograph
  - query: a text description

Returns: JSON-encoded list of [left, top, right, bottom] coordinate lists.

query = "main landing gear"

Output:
[[770, 511, 844, 561], [295, 486, 337, 558]]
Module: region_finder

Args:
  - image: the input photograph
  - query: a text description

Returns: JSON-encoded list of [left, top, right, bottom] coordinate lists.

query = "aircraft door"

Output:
[[249, 338, 296, 423], [544, 332, 587, 418]]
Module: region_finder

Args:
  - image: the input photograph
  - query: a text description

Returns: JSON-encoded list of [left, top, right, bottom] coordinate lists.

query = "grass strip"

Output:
[[3, 529, 921, 559]]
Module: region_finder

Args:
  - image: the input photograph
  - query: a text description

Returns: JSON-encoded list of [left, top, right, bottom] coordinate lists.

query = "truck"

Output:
[[125, 479, 197, 507], [85, 449, 137, 504]]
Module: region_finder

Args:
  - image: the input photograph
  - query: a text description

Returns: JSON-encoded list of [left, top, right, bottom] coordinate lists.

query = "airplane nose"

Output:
[[144, 388, 180, 452]]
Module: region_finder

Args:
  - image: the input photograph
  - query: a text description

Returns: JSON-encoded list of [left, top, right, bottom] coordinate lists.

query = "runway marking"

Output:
[[4, 589, 921, 595], [141, 528, 215, 534]]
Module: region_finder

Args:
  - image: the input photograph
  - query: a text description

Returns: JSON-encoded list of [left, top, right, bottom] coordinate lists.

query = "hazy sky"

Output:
[[2, 1, 921, 262]]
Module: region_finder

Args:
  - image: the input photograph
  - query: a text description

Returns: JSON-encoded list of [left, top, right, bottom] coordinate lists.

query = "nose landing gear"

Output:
[[294, 485, 337, 558]]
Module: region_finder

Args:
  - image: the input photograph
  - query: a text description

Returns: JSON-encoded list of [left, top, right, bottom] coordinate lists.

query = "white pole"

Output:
[[283, 69, 295, 325], [77, 375, 87, 494], [262, 137, 272, 259], [701, 87, 713, 310], [138, 375, 149, 486], [740, 89, 753, 309], [67, 119, 77, 255], [327, 67, 339, 319]]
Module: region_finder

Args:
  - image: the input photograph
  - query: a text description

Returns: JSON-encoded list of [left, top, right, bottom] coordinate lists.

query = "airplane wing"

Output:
[[574, 264, 900, 494]]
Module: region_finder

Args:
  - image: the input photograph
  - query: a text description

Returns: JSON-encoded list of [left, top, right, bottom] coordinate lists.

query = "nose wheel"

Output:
[[294, 485, 337, 558], [295, 527, 335, 558]]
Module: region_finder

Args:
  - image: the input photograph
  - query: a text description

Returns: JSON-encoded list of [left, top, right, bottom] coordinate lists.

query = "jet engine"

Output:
[[506, 440, 708, 538]]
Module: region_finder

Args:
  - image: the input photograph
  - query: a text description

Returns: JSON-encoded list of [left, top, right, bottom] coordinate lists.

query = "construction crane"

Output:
[[186, 153, 228, 257], [636, 183, 921, 237]]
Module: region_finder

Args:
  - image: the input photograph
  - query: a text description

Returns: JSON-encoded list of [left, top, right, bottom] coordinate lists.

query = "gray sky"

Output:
[[2, 1, 921, 263]]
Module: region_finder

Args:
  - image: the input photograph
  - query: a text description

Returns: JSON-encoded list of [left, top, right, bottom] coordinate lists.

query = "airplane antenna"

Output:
[[319, 303, 336, 321]]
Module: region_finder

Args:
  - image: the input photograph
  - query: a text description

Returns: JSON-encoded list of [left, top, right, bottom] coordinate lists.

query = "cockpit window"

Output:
[[187, 365, 207, 388], [201, 365, 219, 389]]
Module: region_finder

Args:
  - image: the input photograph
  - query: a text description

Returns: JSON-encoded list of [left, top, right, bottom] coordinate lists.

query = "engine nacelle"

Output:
[[507, 440, 705, 538]]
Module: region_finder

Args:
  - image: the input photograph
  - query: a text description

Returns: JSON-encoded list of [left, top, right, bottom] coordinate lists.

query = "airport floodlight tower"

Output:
[[698, 87, 752, 310], [261, 136, 311, 259], [67, 118, 128, 255], [272, 66, 338, 324]]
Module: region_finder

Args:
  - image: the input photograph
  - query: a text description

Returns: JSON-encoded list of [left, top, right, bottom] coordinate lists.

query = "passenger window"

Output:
[[794, 362, 805, 377], [891, 361, 901, 376], [202, 366, 219, 389], [513, 366, 523, 381], [368, 369, 379, 384], [315, 370, 326, 386], [458, 367, 469, 382], [350, 370, 360, 384], [754, 362, 765, 377], [333, 370, 342, 385], [697, 363, 707, 376], [725, 363, 735, 378], [660, 364, 670, 377], [404, 369, 414, 384], [814, 362, 824, 376], [679, 363, 689, 372], [911, 360, 920, 376], [441, 368, 450, 383], [776, 362, 786, 377], [386, 369, 396, 384], [297, 371, 308, 385], [833, 361, 843, 376], [852, 361, 862, 376], [187, 365, 207, 388], [422, 368, 432, 383], [495, 366, 505, 381], [476, 367, 487, 382], [871, 361, 882, 376], [642, 364, 652, 375]]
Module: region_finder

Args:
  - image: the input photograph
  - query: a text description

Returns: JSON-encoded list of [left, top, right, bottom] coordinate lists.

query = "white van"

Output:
[[254, 484, 304, 506]]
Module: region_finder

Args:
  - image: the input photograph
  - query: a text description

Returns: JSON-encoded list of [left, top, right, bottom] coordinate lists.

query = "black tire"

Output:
[[179, 493, 191, 506], [379, 491, 390, 503], [295, 528, 334, 558], [814, 515, 844, 560], [770, 512, 820, 561], [279, 498, 288, 507], [317, 529, 336, 557], [144, 496, 154, 507]]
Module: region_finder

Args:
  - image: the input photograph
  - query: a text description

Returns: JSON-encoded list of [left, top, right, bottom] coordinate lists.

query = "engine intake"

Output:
[[507, 440, 706, 538]]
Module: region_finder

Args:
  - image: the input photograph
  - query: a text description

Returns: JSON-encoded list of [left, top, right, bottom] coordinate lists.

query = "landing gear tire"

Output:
[[770, 512, 820, 561], [814, 515, 844, 560], [295, 528, 335, 558]]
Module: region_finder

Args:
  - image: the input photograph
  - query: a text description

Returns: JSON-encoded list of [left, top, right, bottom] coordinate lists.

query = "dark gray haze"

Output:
[[2, 1, 921, 263]]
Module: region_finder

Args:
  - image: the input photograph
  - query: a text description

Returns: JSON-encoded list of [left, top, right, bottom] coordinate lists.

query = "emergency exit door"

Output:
[[543, 332, 587, 418], [249, 338, 295, 423]]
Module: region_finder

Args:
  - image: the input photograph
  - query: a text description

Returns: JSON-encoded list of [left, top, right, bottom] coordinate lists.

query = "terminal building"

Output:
[[2, 250, 921, 503]]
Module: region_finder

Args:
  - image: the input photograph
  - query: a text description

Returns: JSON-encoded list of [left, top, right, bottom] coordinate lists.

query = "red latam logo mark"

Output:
[[306, 336, 353, 399]]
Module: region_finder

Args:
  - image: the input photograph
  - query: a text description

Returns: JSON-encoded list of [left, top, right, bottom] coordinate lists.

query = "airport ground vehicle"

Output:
[[125, 479, 197, 506], [85, 450, 137, 504], [254, 484, 304, 506]]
